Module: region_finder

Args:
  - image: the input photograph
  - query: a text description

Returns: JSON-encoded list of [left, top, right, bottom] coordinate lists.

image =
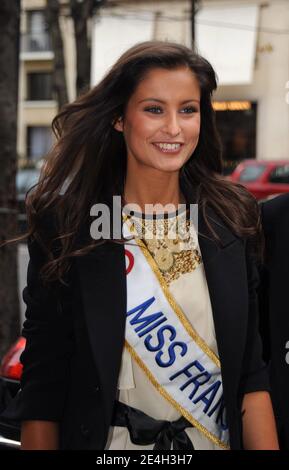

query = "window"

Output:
[[27, 72, 53, 100], [215, 102, 257, 175], [27, 10, 51, 52], [239, 165, 266, 182], [269, 165, 289, 184], [27, 126, 52, 162], [28, 10, 47, 34]]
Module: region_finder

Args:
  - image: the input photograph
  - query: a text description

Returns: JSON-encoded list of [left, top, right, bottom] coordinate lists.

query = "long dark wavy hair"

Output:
[[4, 40, 261, 285]]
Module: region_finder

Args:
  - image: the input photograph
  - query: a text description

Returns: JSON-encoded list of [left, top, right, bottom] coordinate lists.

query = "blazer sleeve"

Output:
[[5, 228, 75, 422], [238, 239, 270, 396]]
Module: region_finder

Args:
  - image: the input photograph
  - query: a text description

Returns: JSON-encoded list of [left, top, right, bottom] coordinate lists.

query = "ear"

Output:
[[113, 117, 124, 132]]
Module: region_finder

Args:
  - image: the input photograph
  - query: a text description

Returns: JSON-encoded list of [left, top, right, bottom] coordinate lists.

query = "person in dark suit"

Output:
[[1, 41, 278, 450], [259, 193, 289, 449]]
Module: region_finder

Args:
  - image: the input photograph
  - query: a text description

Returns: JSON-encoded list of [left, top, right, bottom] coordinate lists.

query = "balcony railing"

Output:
[[21, 33, 52, 53]]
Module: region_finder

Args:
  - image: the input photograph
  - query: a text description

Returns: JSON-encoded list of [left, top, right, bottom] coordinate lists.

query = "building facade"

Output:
[[18, 0, 75, 167]]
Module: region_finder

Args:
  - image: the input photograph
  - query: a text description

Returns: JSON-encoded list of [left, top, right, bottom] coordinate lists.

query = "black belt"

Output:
[[111, 401, 194, 450]]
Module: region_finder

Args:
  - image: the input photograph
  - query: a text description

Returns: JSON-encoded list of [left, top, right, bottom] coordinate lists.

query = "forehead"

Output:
[[131, 66, 200, 102]]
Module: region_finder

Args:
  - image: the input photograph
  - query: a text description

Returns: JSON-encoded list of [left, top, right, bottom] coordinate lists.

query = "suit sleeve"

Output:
[[6, 232, 74, 422], [238, 239, 270, 395]]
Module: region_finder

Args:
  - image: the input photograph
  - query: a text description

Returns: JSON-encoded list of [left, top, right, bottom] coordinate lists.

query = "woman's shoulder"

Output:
[[29, 193, 67, 238], [26, 197, 62, 261]]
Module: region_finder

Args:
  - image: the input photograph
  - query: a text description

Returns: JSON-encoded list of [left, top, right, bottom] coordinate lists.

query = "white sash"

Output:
[[122, 216, 230, 449]]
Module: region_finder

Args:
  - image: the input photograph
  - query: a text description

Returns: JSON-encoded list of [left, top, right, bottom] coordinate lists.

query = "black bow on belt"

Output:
[[111, 401, 194, 450]]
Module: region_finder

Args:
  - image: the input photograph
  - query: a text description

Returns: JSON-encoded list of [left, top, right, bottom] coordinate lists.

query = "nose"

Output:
[[162, 112, 181, 137]]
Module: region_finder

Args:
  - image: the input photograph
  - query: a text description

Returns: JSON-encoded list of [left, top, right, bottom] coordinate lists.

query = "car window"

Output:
[[269, 165, 289, 184], [239, 165, 266, 182], [16, 169, 40, 194]]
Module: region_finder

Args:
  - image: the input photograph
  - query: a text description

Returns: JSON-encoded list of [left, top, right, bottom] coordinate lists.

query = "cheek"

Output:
[[186, 118, 201, 140], [124, 115, 156, 142], [136, 116, 159, 138]]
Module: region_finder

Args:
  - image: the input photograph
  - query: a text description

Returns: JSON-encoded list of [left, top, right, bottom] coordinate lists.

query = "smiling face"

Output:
[[114, 66, 201, 174]]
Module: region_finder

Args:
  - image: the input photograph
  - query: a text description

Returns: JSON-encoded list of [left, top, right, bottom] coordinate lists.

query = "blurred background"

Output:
[[17, 0, 289, 172], [0, 0, 288, 369]]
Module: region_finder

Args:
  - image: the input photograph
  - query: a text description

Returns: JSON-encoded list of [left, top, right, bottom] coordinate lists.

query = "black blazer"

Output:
[[259, 193, 289, 448], [3, 205, 269, 450]]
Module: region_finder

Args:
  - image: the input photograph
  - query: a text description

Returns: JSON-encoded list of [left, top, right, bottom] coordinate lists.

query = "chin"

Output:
[[156, 160, 187, 173]]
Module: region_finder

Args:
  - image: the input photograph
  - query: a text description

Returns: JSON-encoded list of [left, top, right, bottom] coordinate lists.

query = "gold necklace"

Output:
[[127, 211, 197, 273]]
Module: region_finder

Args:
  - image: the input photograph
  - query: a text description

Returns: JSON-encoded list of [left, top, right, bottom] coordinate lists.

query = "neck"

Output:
[[124, 166, 185, 214]]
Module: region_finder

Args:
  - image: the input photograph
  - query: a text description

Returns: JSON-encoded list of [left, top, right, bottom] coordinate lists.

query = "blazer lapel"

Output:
[[198, 209, 248, 398]]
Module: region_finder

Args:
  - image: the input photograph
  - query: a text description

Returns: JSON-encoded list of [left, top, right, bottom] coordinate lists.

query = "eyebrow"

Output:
[[138, 98, 200, 104]]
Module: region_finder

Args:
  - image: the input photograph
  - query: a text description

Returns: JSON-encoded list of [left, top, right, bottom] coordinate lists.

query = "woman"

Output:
[[2, 41, 278, 450]]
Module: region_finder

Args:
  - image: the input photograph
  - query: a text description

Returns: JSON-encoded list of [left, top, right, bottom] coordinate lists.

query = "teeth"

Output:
[[155, 143, 181, 150]]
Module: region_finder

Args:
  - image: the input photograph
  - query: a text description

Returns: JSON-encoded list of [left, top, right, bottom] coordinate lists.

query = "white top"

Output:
[[104, 209, 223, 450]]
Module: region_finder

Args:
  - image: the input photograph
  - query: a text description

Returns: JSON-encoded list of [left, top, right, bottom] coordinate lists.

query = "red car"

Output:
[[0, 337, 24, 449], [229, 160, 289, 200]]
